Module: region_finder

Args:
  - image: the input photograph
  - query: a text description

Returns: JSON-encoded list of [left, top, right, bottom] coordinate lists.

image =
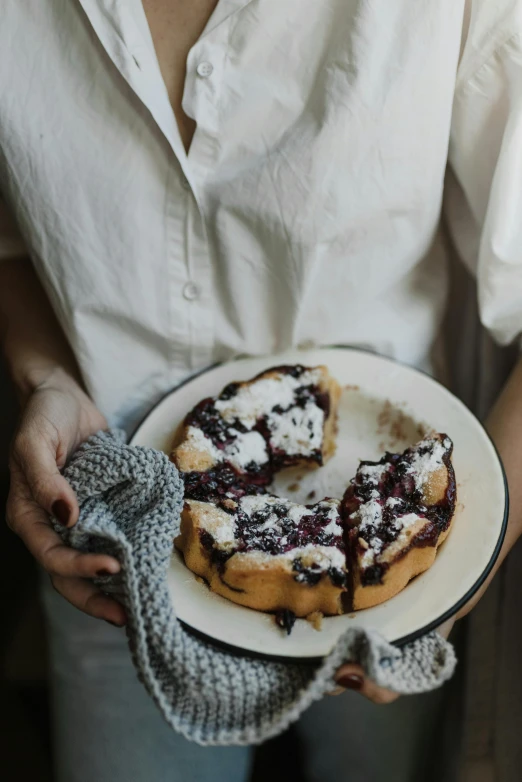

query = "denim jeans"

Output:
[[41, 577, 459, 782]]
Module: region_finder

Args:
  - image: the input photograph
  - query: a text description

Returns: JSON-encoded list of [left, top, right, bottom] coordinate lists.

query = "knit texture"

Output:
[[58, 429, 457, 746]]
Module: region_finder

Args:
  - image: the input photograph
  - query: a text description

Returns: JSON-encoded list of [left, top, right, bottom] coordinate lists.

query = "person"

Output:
[[1, 1, 521, 780]]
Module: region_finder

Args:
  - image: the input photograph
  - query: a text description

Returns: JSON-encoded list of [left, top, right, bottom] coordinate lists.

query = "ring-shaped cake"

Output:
[[171, 364, 456, 629]]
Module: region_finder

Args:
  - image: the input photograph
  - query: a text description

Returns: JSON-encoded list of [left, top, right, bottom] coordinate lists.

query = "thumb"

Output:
[[11, 432, 79, 527], [334, 663, 399, 705]]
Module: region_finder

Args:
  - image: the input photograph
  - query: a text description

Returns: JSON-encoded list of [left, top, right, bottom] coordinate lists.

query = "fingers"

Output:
[[51, 575, 127, 626], [334, 664, 399, 705], [6, 388, 122, 627], [10, 431, 79, 526], [327, 686, 346, 697], [437, 618, 455, 639], [7, 470, 123, 625], [331, 620, 456, 701], [6, 485, 120, 579]]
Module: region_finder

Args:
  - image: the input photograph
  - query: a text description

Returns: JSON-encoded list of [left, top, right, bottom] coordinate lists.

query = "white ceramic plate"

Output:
[[131, 348, 507, 659]]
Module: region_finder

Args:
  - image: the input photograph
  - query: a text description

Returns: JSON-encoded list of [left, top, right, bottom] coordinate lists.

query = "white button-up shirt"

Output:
[[1, 0, 522, 431]]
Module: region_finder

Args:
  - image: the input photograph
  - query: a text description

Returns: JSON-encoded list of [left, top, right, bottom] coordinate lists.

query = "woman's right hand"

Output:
[[5, 368, 126, 626]]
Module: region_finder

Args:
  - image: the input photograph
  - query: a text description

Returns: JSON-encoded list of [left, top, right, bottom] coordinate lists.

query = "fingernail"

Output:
[[51, 499, 71, 526], [335, 674, 364, 691]]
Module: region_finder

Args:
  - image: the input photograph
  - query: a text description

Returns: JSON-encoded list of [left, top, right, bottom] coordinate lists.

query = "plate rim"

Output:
[[130, 346, 509, 660]]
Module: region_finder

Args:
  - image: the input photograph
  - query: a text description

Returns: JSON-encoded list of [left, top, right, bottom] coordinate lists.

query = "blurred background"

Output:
[[0, 365, 53, 779]]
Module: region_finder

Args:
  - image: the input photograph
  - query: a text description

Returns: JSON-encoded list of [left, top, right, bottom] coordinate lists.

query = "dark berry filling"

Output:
[[292, 558, 348, 588], [199, 529, 232, 572], [266, 364, 307, 380], [234, 500, 342, 557], [182, 464, 269, 505], [359, 562, 387, 586], [275, 609, 297, 634], [292, 557, 324, 586], [196, 499, 344, 588], [185, 397, 239, 447]]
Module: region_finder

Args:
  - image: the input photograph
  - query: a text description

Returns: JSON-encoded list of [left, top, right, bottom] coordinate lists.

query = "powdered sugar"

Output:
[[246, 543, 345, 573], [239, 495, 282, 517], [286, 504, 310, 525], [214, 369, 322, 429], [361, 537, 383, 567], [407, 437, 448, 491], [351, 496, 425, 568], [195, 502, 237, 547], [224, 430, 268, 471], [396, 512, 424, 530], [183, 425, 269, 471], [239, 495, 311, 527], [358, 511, 424, 567], [351, 499, 383, 533], [184, 426, 221, 461], [297, 369, 325, 388], [358, 462, 390, 486], [290, 543, 346, 573], [351, 499, 385, 567], [321, 501, 343, 536], [267, 401, 324, 456]]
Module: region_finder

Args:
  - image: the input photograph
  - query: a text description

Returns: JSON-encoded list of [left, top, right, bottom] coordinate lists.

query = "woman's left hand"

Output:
[[332, 514, 516, 703], [331, 618, 455, 703]]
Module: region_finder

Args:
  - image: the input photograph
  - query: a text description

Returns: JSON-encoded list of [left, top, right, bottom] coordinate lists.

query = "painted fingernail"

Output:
[[335, 674, 364, 691], [51, 499, 71, 526]]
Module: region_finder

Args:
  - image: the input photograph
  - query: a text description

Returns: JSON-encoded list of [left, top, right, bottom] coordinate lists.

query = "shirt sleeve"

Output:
[[446, 26, 522, 346], [0, 194, 28, 260]]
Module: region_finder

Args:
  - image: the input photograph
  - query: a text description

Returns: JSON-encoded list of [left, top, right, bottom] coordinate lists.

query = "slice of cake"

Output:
[[343, 434, 456, 610], [175, 495, 348, 617], [172, 364, 341, 482]]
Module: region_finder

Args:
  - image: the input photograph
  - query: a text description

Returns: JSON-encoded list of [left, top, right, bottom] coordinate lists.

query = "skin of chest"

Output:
[[142, 0, 220, 152]]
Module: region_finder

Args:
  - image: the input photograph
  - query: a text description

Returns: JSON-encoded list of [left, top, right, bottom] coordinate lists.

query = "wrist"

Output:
[[0, 260, 88, 407], [10, 361, 85, 407]]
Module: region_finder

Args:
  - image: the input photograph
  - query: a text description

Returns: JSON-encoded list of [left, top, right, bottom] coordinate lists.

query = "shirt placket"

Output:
[[76, 0, 232, 376], [177, 29, 230, 371]]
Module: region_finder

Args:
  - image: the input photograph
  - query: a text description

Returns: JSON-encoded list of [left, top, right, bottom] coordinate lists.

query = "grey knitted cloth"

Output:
[[59, 429, 456, 746]]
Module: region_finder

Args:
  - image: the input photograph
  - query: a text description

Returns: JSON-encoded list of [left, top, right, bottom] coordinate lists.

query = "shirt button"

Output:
[[183, 282, 201, 301], [196, 61, 214, 78]]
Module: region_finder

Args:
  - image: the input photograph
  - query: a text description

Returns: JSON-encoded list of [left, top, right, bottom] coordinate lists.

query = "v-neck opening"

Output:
[[133, 0, 238, 162], [135, 0, 255, 162], [77, 0, 255, 169]]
